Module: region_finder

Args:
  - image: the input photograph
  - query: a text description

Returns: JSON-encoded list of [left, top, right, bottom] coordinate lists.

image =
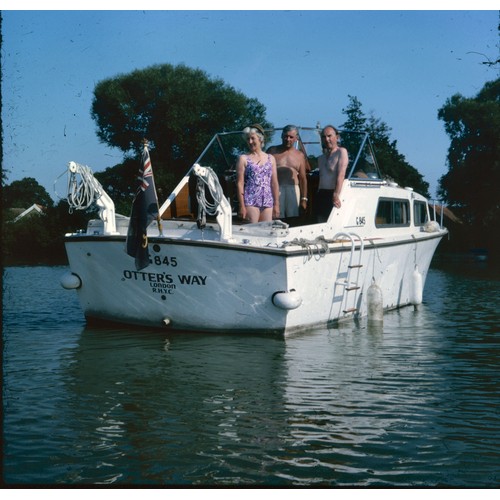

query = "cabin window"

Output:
[[414, 201, 429, 226], [375, 198, 411, 227]]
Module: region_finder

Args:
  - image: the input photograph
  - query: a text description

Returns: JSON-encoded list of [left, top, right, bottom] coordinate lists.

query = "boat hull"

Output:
[[64, 231, 443, 335], [60, 127, 449, 335]]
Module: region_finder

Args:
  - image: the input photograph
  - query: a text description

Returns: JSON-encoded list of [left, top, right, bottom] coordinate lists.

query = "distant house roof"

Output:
[[12, 204, 46, 222]]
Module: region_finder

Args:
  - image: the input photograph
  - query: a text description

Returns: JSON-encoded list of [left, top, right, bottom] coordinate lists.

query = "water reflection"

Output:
[[63, 327, 289, 484], [276, 315, 444, 485], [3, 263, 499, 486]]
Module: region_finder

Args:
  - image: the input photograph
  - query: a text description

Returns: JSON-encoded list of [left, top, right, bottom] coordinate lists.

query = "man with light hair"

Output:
[[267, 125, 309, 218]]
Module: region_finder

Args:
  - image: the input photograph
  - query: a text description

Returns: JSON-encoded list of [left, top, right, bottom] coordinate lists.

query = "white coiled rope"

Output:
[[195, 166, 226, 230], [54, 162, 101, 213], [196, 166, 225, 216]]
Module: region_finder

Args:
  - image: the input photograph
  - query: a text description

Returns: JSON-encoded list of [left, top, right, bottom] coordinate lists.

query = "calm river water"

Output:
[[2, 258, 499, 486]]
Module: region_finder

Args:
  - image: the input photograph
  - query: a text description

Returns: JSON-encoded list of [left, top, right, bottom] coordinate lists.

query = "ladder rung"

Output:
[[343, 308, 358, 313], [348, 264, 363, 269], [346, 286, 360, 291]]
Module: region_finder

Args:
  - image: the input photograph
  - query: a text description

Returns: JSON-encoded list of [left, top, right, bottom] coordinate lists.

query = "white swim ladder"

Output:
[[333, 232, 364, 316]]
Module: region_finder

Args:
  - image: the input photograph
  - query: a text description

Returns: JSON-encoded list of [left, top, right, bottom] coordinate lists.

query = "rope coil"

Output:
[[196, 166, 225, 228], [282, 236, 330, 259], [62, 163, 101, 213]]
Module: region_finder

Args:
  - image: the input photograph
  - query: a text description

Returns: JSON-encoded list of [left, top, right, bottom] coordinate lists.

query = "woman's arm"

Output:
[[236, 155, 247, 219]]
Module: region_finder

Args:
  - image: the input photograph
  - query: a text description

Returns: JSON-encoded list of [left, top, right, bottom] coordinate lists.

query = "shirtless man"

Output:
[[267, 125, 309, 218], [316, 125, 348, 222]]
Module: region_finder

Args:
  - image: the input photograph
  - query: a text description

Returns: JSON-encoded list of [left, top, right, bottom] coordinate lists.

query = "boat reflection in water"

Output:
[[59, 304, 466, 485], [5, 259, 498, 486], [63, 325, 289, 483]]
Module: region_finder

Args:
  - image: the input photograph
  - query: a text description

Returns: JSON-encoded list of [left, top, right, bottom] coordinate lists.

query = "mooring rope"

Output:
[[282, 236, 330, 259]]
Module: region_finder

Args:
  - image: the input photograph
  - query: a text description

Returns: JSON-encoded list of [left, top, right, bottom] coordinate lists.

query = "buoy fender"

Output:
[[60, 272, 82, 290], [272, 290, 302, 310], [410, 267, 423, 305], [367, 279, 383, 323]]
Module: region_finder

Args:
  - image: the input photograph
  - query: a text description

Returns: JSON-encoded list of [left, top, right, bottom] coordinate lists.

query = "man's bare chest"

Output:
[[275, 151, 300, 171]]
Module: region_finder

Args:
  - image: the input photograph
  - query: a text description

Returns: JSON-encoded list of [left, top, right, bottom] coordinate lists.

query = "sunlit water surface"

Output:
[[2, 260, 499, 486]]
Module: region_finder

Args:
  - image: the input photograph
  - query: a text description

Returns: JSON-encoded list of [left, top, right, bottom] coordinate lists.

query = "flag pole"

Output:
[[126, 138, 163, 270], [142, 139, 163, 237]]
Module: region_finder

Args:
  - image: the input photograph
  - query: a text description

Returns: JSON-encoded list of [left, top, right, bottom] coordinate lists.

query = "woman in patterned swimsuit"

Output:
[[236, 124, 280, 223]]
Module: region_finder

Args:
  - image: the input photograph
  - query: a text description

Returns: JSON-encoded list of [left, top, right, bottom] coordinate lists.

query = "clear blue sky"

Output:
[[2, 8, 498, 202]]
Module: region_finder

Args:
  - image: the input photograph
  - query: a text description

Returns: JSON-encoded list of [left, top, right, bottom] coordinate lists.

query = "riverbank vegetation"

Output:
[[437, 78, 500, 254]]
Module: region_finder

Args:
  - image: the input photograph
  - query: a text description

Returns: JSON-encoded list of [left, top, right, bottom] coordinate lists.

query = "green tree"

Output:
[[2, 177, 54, 210], [340, 95, 430, 197], [91, 63, 271, 177], [1, 198, 93, 265], [437, 78, 500, 227], [1, 174, 95, 265], [340, 95, 367, 131]]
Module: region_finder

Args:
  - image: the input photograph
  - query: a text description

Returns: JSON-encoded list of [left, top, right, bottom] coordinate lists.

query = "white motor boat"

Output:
[[60, 127, 447, 335]]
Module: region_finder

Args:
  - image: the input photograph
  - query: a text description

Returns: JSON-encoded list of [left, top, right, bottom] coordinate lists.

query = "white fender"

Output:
[[423, 221, 440, 233], [367, 278, 383, 323], [410, 266, 423, 305], [60, 272, 82, 290], [272, 289, 302, 310]]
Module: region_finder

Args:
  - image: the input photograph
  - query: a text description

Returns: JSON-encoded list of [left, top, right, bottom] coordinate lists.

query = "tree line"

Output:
[[2, 63, 499, 264]]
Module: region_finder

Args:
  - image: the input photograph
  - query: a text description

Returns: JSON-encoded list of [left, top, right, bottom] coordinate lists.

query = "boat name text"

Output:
[[122, 270, 207, 287]]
